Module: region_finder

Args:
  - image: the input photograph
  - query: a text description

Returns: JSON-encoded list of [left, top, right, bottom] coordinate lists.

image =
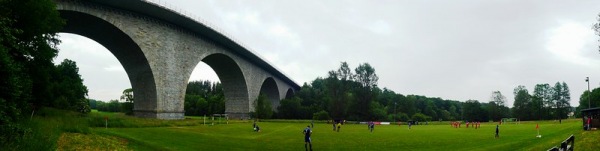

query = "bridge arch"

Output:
[[58, 10, 158, 116], [285, 88, 295, 99], [55, 0, 300, 119], [259, 77, 280, 112], [197, 53, 249, 117]]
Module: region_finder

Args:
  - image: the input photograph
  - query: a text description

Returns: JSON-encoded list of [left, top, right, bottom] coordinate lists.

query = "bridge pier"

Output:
[[225, 112, 251, 120]]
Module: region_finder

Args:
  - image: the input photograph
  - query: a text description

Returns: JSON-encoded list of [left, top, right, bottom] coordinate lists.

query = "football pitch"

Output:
[[94, 119, 584, 150]]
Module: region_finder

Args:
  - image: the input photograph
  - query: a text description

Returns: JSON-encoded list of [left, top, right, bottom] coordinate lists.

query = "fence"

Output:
[[547, 134, 574, 151]]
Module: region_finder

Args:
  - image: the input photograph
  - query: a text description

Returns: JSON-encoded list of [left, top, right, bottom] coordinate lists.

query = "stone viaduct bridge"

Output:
[[54, 0, 300, 119]]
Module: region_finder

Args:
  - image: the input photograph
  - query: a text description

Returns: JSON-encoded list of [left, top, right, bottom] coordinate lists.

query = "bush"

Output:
[[411, 113, 431, 121], [387, 112, 410, 122], [398, 113, 410, 121], [121, 102, 133, 115], [313, 110, 330, 120]]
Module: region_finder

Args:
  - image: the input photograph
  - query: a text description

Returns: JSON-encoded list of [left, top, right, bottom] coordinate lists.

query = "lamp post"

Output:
[[586, 77, 590, 109]]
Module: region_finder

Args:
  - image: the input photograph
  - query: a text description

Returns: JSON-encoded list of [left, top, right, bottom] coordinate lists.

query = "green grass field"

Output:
[[92, 120, 581, 151], [25, 109, 600, 151]]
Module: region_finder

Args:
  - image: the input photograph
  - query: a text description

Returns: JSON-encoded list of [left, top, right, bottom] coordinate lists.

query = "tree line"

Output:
[[184, 81, 225, 116], [276, 62, 474, 121], [576, 87, 600, 117], [512, 83, 571, 121], [1, 0, 90, 146], [181, 62, 581, 123], [275, 62, 576, 122], [88, 88, 134, 114]]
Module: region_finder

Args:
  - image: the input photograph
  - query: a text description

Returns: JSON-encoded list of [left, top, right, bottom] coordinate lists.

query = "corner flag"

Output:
[[536, 124, 541, 138]]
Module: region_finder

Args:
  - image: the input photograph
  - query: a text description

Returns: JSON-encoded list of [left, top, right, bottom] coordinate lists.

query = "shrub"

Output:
[[313, 110, 330, 120], [411, 113, 431, 121]]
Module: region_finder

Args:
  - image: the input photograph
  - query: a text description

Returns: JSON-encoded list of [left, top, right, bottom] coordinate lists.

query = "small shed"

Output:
[[581, 107, 600, 130]]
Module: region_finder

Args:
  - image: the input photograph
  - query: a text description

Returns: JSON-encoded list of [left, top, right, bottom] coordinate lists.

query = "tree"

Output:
[[424, 100, 438, 120], [354, 63, 379, 89], [50, 59, 89, 113], [533, 84, 553, 120], [254, 93, 273, 119], [439, 110, 452, 121], [577, 87, 600, 117], [463, 100, 488, 122], [0, 0, 64, 127], [120, 88, 134, 115], [277, 97, 303, 119], [337, 62, 353, 81], [557, 82, 571, 120], [313, 110, 330, 120], [326, 70, 347, 119], [411, 113, 431, 122], [370, 101, 387, 120], [512, 85, 531, 120], [353, 63, 379, 120], [449, 105, 459, 120], [489, 91, 507, 121], [402, 95, 417, 117], [184, 80, 225, 116], [593, 13, 600, 54]]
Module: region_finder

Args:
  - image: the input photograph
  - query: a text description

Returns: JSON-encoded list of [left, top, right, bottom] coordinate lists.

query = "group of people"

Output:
[[333, 122, 342, 132], [466, 121, 481, 129], [451, 121, 481, 129]]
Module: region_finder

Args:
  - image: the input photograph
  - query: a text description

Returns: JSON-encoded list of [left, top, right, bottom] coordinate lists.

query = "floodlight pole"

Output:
[[587, 77, 590, 109]]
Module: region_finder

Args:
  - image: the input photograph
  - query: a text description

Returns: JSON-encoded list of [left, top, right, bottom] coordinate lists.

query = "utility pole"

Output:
[[586, 77, 590, 109]]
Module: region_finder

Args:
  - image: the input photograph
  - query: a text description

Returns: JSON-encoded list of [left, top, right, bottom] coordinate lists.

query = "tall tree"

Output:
[[512, 85, 531, 120], [402, 95, 418, 117], [354, 63, 379, 89], [254, 93, 273, 119], [552, 82, 562, 119], [120, 88, 134, 115], [0, 0, 64, 125], [558, 82, 571, 119], [353, 63, 379, 120], [337, 62, 353, 81], [326, 70, 346, 119], [489, 91, 507, 121], [533, 84, 553, 120], [51, 59, 89, 113]]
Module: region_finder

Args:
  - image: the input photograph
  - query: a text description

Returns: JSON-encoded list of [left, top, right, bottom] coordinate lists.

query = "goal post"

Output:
[[211, 114, 229, 125], [501, 118, 518, 124]]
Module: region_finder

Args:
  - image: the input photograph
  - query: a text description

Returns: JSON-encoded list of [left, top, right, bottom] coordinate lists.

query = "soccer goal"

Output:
[[210, 114, 229, 125], [501, 118, 519, 124]]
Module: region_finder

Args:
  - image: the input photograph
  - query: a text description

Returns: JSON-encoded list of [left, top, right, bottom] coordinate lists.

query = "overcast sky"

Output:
[[56, 0, 600, 107]]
